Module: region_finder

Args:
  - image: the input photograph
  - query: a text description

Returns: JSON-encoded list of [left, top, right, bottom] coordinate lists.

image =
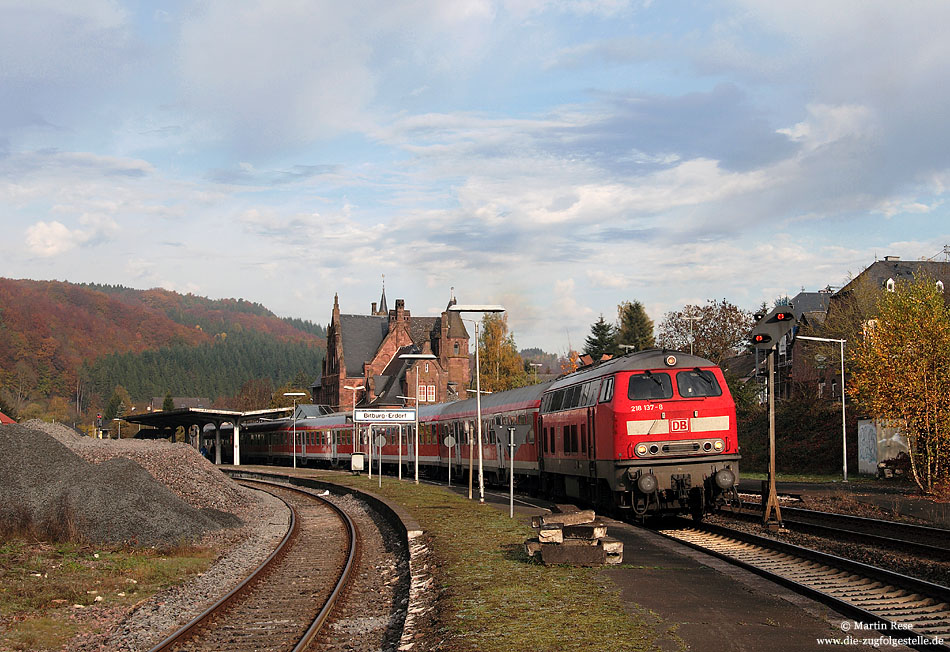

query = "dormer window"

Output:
[[886, 278, 895, 292], [454, 342, 460, 355]]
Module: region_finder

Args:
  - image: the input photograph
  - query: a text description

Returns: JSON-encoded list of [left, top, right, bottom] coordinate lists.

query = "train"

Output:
[[217, 349, 740, 519]]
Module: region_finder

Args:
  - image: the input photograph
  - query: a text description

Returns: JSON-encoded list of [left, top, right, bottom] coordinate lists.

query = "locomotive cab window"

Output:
[[628, 372, 673, 400], [676, 369, 722, 398], [598, 377, 614, 403]]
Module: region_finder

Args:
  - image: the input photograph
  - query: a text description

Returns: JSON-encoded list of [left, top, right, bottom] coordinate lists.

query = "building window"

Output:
[[427, 385, 436, 402], [425, 362, 429, 373]]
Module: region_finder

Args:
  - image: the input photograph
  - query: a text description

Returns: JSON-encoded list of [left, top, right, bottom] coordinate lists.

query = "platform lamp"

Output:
[[343, 385, 364, 472], [283, 392, 307, 469], [398, 353, 437, 484], [449, 304, 506, 503], [112, 418, 121, 440], [684, 312, 702, 356]]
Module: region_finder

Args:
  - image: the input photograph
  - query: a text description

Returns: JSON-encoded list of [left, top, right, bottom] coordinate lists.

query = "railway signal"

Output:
[[750, 307, 797, 530], [750, 308, 797, 351]]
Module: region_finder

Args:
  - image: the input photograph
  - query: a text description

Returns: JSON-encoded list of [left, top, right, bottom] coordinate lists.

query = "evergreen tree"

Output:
[[583, 315, 619, 359], [615, 301, 655, 352], [163, 393, 175, 411]]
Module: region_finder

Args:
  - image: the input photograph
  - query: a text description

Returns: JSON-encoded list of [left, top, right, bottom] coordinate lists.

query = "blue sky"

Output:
[[2, 0, 949, 352]]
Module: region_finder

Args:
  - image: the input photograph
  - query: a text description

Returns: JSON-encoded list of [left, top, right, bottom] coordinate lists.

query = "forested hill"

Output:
[[0, 278, 326, 417]]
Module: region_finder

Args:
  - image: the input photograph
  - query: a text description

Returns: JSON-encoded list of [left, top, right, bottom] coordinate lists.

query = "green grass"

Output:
[[308, 472, 684, 652], [0, 539, 215, 651]]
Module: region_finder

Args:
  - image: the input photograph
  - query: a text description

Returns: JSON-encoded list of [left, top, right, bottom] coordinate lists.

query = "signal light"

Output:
[[752, 333, 771, 345], [775, 311, 793, 321]]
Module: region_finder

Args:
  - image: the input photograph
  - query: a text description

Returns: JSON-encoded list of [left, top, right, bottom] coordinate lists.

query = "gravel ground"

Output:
[[314, 491, 412, 652], [0, 423, 238, 546]]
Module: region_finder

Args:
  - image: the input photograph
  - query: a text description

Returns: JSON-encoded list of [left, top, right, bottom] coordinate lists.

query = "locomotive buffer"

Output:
[[751, 307, 798, 530]]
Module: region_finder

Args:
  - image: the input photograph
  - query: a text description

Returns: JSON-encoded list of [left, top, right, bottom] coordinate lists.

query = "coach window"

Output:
[[676, 369, 723, 398], [580, 423, 586, 453], [542, 427, 548, 453], [598, 377, 615, 403], [628, 372, 673, 400]]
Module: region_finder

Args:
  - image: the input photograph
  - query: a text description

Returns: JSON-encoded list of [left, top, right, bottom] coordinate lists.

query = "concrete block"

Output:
[[538, 524, 563, 544], [524, 537, 542, 557], [563, 522, 608, 540], [541, 540, 607, 566], [540, 510, 596, 527], [599, 536, 623, 555]]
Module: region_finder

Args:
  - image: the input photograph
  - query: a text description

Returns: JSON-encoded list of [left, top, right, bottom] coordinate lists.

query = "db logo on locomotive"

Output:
[[671, 419, 689, 433]]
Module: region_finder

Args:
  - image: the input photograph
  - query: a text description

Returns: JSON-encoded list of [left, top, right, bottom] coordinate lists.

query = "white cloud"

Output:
[[26, 221, 87, 256]]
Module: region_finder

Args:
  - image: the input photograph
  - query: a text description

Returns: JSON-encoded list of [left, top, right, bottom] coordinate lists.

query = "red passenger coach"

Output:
[[538, 350, 739, 518]]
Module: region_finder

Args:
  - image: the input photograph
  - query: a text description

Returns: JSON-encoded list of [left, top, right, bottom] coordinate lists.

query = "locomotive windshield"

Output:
[[676, 369, 722, 397], [627, 372, 673, 400]]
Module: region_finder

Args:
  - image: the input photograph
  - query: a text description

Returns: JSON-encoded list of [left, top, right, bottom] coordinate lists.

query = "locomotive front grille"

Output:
[[662, 442, 700, 454], [634, 438, 726, 458]]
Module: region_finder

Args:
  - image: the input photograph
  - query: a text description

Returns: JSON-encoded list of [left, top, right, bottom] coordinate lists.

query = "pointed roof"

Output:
[[378, 276, 388, 315], [0, 411, 15, 424]]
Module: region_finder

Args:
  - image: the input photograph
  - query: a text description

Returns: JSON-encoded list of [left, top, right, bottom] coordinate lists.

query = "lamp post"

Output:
[[449, 304, 505, 503], [343, 385, 364, 473], [684, 313, 702, 355], [112, 418, 121, 440], [283, 392, 307, 469], [398, 353, 437, 484], [795, 335, 848, 482], [529, 362, 542, 382]]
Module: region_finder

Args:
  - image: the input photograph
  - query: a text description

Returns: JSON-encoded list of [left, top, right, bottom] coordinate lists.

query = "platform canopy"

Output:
[[122, 406, 293, 465], [123, 406, 291, 431]]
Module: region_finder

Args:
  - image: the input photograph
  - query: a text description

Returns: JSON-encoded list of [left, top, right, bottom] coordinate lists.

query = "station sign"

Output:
[[354, 409, 415, 423]]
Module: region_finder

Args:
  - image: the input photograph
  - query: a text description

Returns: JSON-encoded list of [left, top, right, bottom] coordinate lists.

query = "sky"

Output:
[[2, 1, 950, 353]]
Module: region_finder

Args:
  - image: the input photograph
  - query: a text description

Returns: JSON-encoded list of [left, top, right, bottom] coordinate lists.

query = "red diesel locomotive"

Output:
[[231, 349, 739, 518]]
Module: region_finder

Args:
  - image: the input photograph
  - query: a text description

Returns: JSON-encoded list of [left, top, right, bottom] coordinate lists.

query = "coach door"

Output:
[[587, 406, 597, 479]]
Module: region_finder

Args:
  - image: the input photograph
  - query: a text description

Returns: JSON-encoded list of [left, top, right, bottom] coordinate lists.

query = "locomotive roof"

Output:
[[546, 349, 717, 392]]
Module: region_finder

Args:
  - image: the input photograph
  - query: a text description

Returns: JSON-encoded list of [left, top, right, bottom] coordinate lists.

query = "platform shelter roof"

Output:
[[123, 406, 292, 431]]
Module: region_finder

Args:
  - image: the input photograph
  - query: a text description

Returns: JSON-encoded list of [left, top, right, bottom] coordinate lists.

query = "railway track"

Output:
[[148, 479, 358, 652], [726, 501, 950, 560], [658, 521, 950, 650]]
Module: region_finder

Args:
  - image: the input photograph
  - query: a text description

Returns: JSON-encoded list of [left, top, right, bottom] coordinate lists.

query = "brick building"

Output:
[[788, 255, 950, 400], [314, 289, 471, 412]]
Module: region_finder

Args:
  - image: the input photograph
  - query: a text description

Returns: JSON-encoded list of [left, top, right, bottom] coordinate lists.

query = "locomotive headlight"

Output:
[[636, 444, 648, 457], [714, 468, 736, 490], [637, 473, 658, 494], [713, 439, 724, 451]]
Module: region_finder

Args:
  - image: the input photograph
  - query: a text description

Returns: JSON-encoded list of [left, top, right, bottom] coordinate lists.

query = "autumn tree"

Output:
[[583, 315, 619, 360], [615, 301, 654, 352], [477, 314, 529, 392], [850, 275, 950, 494], [657, 299, 753, 364], [231, 377, 274, 411], [271, 382, 312, 409]]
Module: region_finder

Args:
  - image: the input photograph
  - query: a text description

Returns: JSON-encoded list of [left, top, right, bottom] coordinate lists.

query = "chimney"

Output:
[[372, 302, 377, 314], [884, 255, 901, 261]]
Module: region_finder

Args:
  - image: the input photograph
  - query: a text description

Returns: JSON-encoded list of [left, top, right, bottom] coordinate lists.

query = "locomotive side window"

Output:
[[598, 376, 615, 403], [676, 369, 722, 398], [628, 372, 673, 400]]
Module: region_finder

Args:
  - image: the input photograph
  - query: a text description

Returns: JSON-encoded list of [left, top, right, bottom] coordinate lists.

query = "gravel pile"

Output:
[[0, 423, 240, 546]]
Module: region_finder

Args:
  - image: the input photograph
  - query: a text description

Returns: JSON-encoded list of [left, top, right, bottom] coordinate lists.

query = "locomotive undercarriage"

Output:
[[612, 456, 740, 520]]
